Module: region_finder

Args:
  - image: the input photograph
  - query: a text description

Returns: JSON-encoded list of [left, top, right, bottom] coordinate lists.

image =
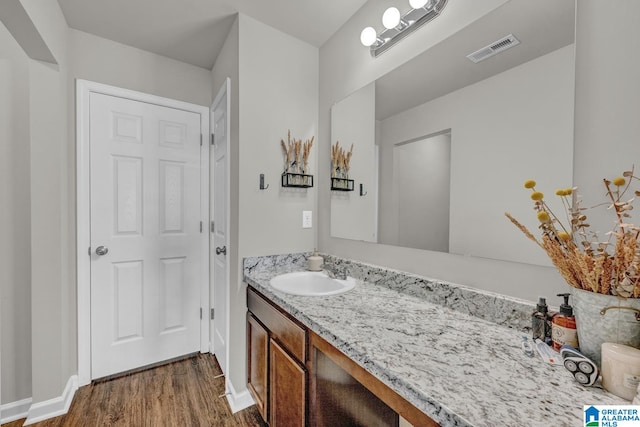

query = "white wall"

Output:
[[330, 82, 377, 242], [318, 0, 575, 303], [226, 13, 318, 397], [384, 133, 451, 251], [377, 46, 574, 265], [237, 13, 318, 255], [69, 29, 212, 107], [573, 1, 640, 235], [20, 0, 73, 404], [0, 22, 31, 406]]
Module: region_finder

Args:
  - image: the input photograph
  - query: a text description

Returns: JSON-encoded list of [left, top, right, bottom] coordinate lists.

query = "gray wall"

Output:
[[233, 13, 318, 397], [69, 29, 212, 107], [573, 1, 640, 234], [383, 133, 451, 251], [330, 82, 377, 242], [21, 0, 73, 403], [211, 12, 318, 403], [0, 21, 31, 405]]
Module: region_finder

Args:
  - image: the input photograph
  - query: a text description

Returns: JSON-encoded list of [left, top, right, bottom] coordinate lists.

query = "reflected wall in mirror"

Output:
[[381, 131, 451, 252], [330, 82, 378, 242], [330, 0, 576, 267]]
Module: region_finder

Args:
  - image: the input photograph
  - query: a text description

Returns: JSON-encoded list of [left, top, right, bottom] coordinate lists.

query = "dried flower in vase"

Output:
[[280, 130, 293, 173], [302, 136, 314, 174], [344, 144, 353, 176], [331, 141, 340, 178], [505, 167, 640, 298], [331, 141, 354, 179], [280, 130, 314, 175]]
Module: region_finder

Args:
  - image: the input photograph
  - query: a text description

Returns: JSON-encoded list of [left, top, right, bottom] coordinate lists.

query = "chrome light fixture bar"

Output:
[[361, 0, 448, 57]]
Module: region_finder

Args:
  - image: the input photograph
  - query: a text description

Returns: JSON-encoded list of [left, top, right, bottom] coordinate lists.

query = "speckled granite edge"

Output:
[[243, 252, 535, 331]]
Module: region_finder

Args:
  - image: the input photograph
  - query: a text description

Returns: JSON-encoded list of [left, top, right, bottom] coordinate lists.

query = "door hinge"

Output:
[[200, 307, 203, 319], [200, 134, 203, 146], [211, 308, 215, 320], [200, 221, 203, 233], [211, 133, 215, 146], [210, 221, 215, 233]]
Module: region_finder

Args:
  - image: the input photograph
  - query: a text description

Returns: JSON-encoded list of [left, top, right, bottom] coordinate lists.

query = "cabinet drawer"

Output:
[[247, 287, 306, 361]]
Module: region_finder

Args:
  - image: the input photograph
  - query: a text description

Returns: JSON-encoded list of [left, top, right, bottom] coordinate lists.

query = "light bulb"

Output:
[[409, 0, 428, 8], [382, 7, 401, 30], [360, 27, 377, 47]]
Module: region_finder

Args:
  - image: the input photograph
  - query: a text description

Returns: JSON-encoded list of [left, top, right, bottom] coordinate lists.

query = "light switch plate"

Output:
[[302, 210, 312, 228]]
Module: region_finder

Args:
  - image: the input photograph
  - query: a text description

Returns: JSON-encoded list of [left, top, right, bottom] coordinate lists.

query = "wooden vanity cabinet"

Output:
[[247, 285, 438, 427], [247, 287, 307, 427]]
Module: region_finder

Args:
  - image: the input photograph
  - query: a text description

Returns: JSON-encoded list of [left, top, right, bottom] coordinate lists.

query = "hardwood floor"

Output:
[[3, 354, 266, 427]]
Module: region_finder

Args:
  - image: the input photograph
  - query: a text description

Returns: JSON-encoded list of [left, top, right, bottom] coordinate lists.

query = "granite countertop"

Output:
[[243, 255, 625, 427]]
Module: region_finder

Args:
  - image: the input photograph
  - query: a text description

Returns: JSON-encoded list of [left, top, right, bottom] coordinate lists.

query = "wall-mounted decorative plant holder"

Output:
[[280, 130, 314, 188], [282, 172, 314, 188], [331, 177, 354, 191]]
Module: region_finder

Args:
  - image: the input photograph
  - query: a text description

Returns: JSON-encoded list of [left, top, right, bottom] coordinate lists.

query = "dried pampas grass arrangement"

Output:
[[331, 141, 354, 179], [506, 168, 640, 298], [280, 130, 314, 174]]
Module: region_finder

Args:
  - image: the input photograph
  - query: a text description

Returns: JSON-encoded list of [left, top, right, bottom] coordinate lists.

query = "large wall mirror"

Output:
[[330, 0, 576, 266]]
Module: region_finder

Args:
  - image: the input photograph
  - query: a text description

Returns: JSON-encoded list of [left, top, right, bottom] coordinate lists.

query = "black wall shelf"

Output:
[[331, 177, 354, 191], [281, 172, 314, 188]]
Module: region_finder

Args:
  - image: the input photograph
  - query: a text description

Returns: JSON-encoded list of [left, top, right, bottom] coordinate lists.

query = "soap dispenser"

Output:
[[532, 297, 549, 341], [551, 293, 578, 351], [307, 249, 323, 271]]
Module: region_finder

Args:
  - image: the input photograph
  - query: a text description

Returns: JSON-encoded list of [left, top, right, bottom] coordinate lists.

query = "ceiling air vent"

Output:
[[466, 34, 520, 63]]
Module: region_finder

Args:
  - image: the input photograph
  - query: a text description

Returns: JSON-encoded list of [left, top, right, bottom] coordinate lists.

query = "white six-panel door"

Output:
[[89, 92, 202, 379]]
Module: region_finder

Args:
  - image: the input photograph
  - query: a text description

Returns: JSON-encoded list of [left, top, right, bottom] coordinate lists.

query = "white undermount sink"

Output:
[[269, 271, 356, 296]]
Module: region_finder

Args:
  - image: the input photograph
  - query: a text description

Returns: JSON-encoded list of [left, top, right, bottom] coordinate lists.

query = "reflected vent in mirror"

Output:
[[466, 34, 520, 63]]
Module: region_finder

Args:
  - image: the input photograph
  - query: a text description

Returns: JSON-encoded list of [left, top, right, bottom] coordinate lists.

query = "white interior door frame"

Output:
[[76, 79, 210, 386]]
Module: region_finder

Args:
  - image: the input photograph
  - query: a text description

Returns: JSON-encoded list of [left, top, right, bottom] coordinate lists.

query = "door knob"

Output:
[[215, 246, 227, 255], [95, 246, 109, 256]]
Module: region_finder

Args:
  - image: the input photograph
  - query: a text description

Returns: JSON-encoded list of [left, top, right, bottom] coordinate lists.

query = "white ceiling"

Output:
[[57, 0, 369, 69]]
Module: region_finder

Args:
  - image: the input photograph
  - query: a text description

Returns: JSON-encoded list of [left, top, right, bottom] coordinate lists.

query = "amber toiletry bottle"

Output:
[[551, 293, 578, 351], [532, 297, 548, 341]]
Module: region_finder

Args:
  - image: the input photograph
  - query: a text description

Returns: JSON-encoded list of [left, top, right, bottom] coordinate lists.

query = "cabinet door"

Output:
[[247, 314, 269, 422], [270, 338, 306, 427]]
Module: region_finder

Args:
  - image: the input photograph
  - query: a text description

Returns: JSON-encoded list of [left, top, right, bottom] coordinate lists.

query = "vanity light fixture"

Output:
[[409, 0, 429, 9], [360, 27, 379, 47], [382, 7, 402, 30], [361, 0, 448, 57]]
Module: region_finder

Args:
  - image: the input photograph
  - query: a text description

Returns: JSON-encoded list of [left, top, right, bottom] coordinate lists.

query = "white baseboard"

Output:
[[23, 375, 78, 425], [1, 397, 32, 424], [225, 379, 255, 414]]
